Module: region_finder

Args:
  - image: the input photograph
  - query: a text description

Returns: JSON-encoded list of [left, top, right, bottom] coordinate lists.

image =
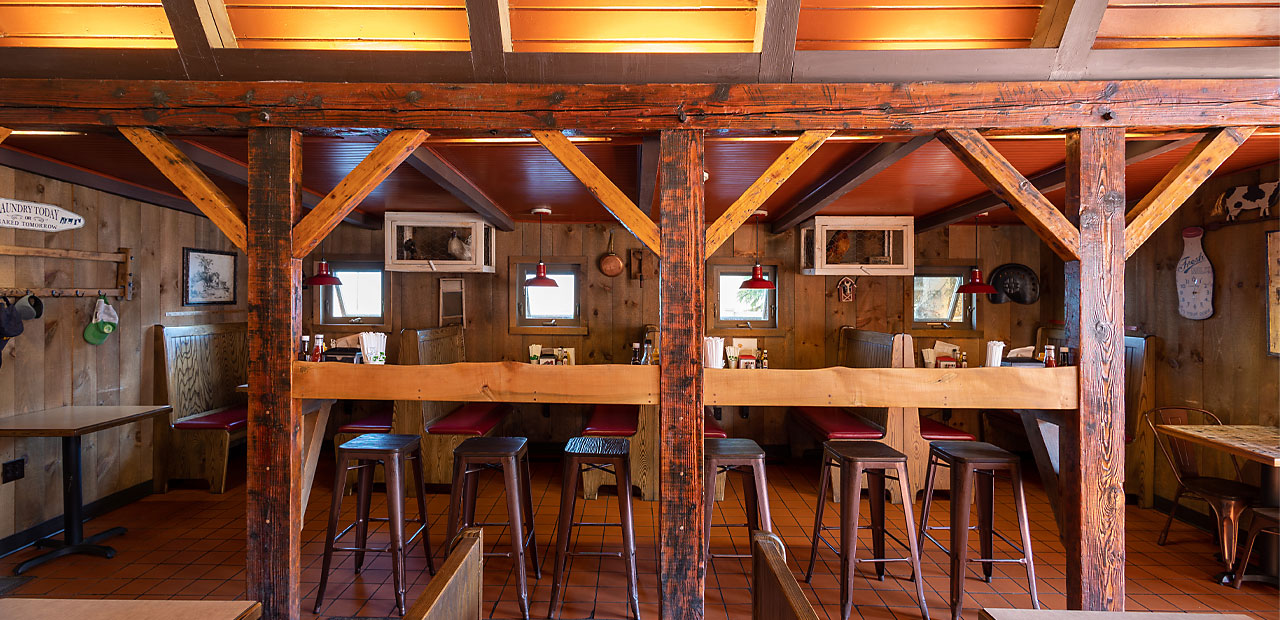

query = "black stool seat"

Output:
[[453, 435, 528, 457], [565, 435, 628, 457], [448, 435, 539, 620], [930, 440, 1018, 465], [338, 433, 420, 453], [706, 437, 765, 458], [806, 441, 929, 620]]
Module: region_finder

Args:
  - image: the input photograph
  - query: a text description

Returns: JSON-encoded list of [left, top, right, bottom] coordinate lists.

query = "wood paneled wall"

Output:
[[1126, 163, 1280, 512], [0, 164, 248, 544], [306, 219, 1043, 445]]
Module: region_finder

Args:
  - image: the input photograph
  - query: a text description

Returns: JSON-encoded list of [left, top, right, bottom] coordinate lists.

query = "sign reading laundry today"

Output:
[[0, 198, 85, 232]]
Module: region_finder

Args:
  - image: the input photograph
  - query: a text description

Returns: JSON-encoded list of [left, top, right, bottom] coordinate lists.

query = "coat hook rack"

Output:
[[0, 244, 135, 301]]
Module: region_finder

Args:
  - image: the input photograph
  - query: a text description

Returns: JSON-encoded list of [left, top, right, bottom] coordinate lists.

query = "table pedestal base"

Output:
[[15, 526, 126, 575]]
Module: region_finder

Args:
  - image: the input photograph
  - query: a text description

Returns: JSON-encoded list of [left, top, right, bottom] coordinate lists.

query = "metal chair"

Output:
[[1145, 407, 1259, 576], [1233, 506, 1280, 588]]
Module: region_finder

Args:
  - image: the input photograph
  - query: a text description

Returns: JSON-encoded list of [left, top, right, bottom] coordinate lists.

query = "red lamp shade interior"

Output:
[[524, 262, 559, 287], [957, 267, 997, 295], [739, 264, 775, 290], [304, 260, 342, 287]]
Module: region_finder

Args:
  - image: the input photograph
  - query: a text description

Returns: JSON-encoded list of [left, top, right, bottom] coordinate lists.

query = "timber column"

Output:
[[246, 128, 305, 620], [1062, 127, 1127, 611], [657, 129, 706, 620]]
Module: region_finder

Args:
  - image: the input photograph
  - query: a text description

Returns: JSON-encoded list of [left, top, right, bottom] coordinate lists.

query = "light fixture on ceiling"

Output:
[[709, 135, 884, 143], [304, 259, 342, 287], [429, 136, 612, 145], [8, 130, 85, 136], [740, 209, 774, 290], [957, 214, 997, 296], [525, 207, 558, 288]]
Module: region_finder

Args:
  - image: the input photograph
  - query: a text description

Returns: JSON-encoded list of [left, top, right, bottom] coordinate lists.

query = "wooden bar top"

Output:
[[0, 405, 173, 437], [0, 598, 261, 619], [981, 610, 1251, 620]]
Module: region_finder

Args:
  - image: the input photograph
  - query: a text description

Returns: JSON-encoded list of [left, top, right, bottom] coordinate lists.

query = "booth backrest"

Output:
[[751, 531, 820, 620], [156, 323, 248, 424], [835, 327, 907, 430], [1038, 324, 1157, 436], [403, 528, 483, 620], [395, 325, 466, 437]]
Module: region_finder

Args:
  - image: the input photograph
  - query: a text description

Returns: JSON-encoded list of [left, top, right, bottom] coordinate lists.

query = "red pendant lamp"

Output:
[[740, 210, 775, 290], [304, 259, 342, 287], [957, 215, 997, 295], [524, 207, 558, 287]]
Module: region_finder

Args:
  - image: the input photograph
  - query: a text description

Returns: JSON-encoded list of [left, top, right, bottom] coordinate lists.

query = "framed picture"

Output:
[[1267, 230, 1280, 357], [183, 247, 237, 306]]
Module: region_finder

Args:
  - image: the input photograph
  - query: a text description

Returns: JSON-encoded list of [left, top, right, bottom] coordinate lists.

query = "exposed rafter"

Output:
[[1125, 127, 1256, 258], [938, 129, 1081, 261], [770, 135, 934, 233], [405, 146, 517, 231], [160, 0, 222, 80], [916, 136, 1201, 233], [705, 130, 831, 257], [0, 127, 9, 145], [758, 0, 801, 82], [292, 129, 428, 258], [120, 126, 247, 250], [1049, 0, 1110, 79], [533, 129, 661, 255], [1030, 0, 1077, 48], [465, 0, 511, 82]]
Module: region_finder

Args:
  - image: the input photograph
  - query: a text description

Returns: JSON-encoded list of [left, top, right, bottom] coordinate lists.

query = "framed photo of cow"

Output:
[[183, 247, 237, 306], [1267, 230, 1280, 357]]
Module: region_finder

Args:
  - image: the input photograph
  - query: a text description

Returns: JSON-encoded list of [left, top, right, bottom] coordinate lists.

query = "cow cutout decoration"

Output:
[[1212, 181, 1277, 221]]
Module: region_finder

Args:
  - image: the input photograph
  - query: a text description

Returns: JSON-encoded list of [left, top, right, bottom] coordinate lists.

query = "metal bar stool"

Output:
[[549, 436, 641, 620], [314, 433, 434, 615], [804, 441, 929, 620], [918, 440, 1039, 620], [703, 437, 772, 561], [447, 436, 540, 620]]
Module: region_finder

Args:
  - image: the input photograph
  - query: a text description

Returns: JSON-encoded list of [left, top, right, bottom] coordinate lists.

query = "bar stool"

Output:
[[447, 436, 540, 620], [804, 441, 929, 620], [314, 433, 434, 615], [549, 436, 641, 620], [918, 441, 1039, 620], [703, 437, 772, 560]]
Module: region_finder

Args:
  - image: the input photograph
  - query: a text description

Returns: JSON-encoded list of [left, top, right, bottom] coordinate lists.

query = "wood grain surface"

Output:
[[1156, 425, 1280, 467], [0, 405, 171, 437], [0, 598, 262, 620]]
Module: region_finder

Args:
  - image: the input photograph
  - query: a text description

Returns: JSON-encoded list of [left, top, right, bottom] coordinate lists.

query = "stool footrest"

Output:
[[709, 553, 752, 559], [571, 521, 622, 528], [567, 551, 624, 558]]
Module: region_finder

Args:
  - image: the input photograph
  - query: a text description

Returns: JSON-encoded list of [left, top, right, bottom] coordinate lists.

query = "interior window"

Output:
[[522, 267, 578, 320], [511, 259, 587, 334], [709, 263, 778, 330], [320, 261, 387, 325], [911, 268, 974, 329]]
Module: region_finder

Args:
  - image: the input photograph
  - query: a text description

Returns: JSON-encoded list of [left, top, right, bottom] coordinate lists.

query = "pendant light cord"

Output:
[[538, 211, 544, 262]]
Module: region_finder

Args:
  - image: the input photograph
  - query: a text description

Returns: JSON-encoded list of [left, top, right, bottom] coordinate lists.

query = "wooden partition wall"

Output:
[[1, 78, 1272, 620]]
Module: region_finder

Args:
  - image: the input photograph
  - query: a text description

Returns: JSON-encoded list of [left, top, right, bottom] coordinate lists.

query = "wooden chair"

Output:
[[1145, 406, 1259, 575], [403, 528, 484, 620], [752, 531, 819, 620]]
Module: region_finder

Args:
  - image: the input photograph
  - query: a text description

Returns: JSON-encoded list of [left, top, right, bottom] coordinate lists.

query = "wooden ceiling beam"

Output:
[[705, 130, 831, 257], [0, 127, 9, 146], [770, 135, 934, 233], [5, 79, 1272, 132], [465, 0, 511, 82], [1049, 0, 1110, 79], [938, 129, 1081, 261], [292, 129, 428, 258], [1030, 0, 1077, 48], [169, 138, 374, 228], [1125, 126, 1256, 258], [533, 129, 661, 255], [405, 146, 517, 231], [160, 0, 235, 80], [636, 135, 659, 217], [119, 126, 247, 251], [758, 0, 801, 82], [916, 136, 1200, 233]]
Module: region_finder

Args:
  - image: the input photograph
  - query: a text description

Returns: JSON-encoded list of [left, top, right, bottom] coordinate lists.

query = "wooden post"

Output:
[[1061, 126, 1126, 611], [246, 127, 304, 620], [657, 129, 706, 620]]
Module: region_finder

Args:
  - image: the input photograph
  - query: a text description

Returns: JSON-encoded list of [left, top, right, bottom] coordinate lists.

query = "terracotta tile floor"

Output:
[[1, 454, 1276, 620]]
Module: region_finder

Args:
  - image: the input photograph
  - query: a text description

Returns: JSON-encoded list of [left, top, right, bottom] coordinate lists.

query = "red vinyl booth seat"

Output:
[[426, 403, 510, 436], [918, 416, 976, 441], [704, 414, 727, 439], [583, 404, 639, 437], [337, 409, 394, 434], [792, 406, 883, 440], [173, 406, 248, 433]]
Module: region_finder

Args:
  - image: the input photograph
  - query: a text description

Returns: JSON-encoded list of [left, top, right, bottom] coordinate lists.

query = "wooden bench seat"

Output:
[[919, 416, 976, 441], [421, 402, 513, 484], [791, 406, 885, 444], [174, 406, 248, 432], [336, 410, 393, 434]]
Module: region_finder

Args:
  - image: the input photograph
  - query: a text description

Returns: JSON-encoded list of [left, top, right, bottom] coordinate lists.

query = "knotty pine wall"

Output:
[[1126, 163, 1280, 513], [306, 219, 1044, 445], [0, 164, 248, 545]]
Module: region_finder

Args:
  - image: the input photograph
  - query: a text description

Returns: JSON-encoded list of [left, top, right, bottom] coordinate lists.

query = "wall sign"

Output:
[[0, 198, 85, 232]]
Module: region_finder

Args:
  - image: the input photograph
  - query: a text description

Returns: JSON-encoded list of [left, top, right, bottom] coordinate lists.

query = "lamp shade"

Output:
[[304, 260, 342, 286], [957, 267, 997, 295], [524, 262, 558, 287], [739, 264, 775, 290]]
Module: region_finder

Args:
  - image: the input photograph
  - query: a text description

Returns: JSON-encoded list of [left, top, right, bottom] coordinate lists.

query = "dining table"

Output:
[[0, 405, 173, 575], [1156, 423, 1280, 586]]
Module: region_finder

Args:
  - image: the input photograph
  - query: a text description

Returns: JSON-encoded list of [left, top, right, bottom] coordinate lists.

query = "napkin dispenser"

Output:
[[321, 347, 363, 364]]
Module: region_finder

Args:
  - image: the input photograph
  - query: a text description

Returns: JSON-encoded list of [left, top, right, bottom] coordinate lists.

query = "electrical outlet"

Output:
[[1, 458, 25, 483]]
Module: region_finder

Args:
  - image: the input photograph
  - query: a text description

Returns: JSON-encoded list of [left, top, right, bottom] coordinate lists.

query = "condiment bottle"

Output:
[[759, 349, 769, 369], [312, 334, 325, 362], [630, 342, 642, 365], [960, 352, 968, 368], [299, 335, 310, 361], [1043, 345, 1057, 368], [640, 339, 654, 365], [1058, 346, 1071, 367]]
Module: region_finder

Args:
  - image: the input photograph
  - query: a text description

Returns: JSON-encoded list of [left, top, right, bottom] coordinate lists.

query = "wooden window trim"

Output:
[[706, 258, 784, 338], [907, 262, 982, 339], [508, 255, 589, 336], [311, 257, 393, 331]]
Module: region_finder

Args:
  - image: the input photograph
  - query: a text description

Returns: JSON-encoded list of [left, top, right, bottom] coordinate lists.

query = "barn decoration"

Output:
[[836, 276, 855, 303], [0, 198, 85, 232], [1211, 181, 1277, 221], [1176, 227, 1214, 320]]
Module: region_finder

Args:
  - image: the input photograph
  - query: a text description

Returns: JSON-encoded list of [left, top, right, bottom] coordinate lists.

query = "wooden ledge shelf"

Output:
[[292, 362, 1077, 410]]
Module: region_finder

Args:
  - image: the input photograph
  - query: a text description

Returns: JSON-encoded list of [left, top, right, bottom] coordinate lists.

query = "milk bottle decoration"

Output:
[[1176, 227, 1214, 320]]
